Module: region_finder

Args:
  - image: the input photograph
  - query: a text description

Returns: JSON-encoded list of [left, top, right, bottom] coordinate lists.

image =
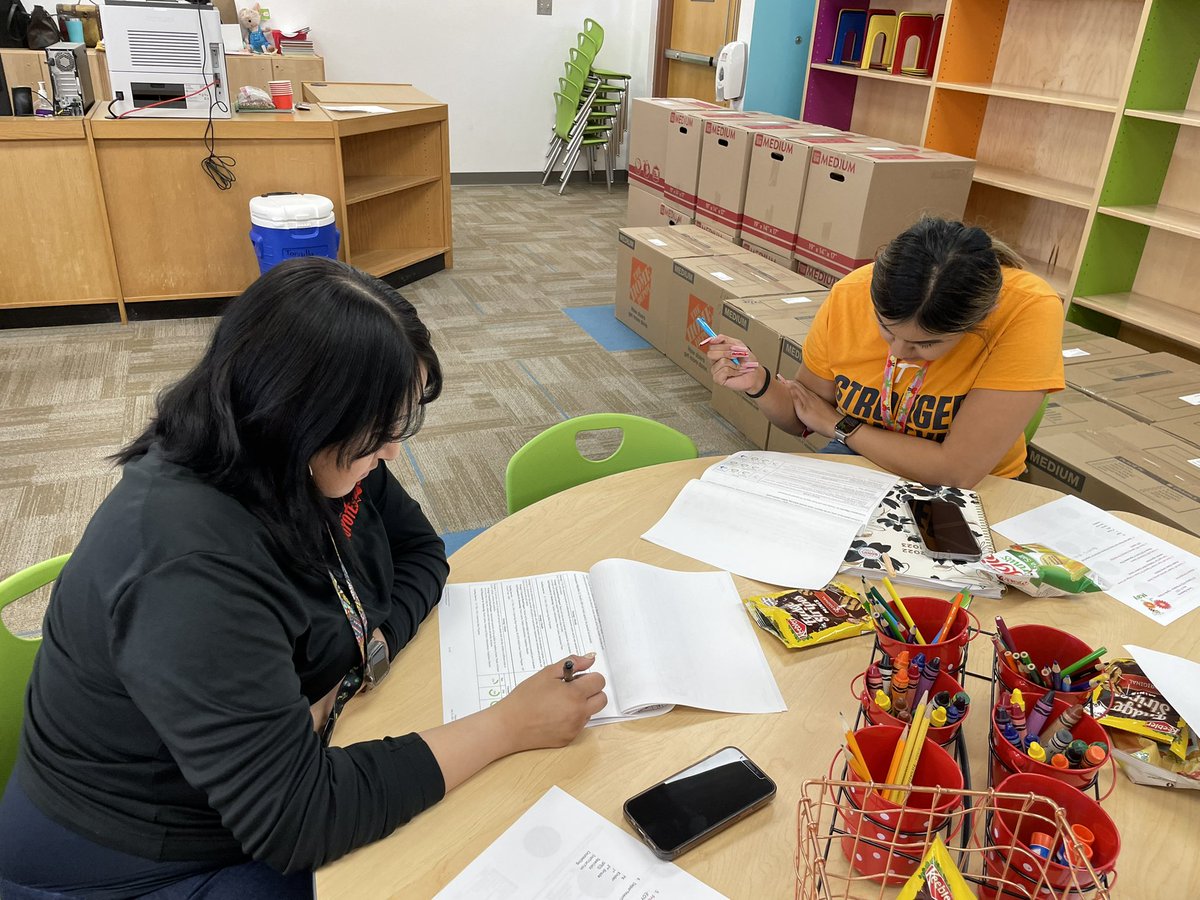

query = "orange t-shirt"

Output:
[[800, 264, 1066, 479]]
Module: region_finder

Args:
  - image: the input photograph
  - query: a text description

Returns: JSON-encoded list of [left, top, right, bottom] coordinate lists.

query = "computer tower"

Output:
[[45, 41, 95, 116]]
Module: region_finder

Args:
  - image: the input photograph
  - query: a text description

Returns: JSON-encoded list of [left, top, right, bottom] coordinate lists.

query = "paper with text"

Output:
[[434, 786, 726, 899], [642, 452, 897, 588], [995, 495, 1200, 626], [439, 559, 785, 725]]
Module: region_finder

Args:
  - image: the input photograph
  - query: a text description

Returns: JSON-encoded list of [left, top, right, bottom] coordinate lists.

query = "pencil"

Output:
[[841, 746, 871, 782], [931, 591, 964, 644], [896, 703, 934, 799], [883, 577, 927, 644], [888, 695, 927, 801], [882, 723, 910, 796], [841, 713, 869, 778]]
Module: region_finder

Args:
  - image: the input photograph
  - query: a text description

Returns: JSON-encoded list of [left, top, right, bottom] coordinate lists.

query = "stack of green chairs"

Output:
[[542, 18, 632, 195]]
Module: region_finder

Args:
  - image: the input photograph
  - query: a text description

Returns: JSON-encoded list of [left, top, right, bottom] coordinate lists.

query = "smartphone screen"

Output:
[[908, 498, 981, 557], [624, 747, 775, 857]]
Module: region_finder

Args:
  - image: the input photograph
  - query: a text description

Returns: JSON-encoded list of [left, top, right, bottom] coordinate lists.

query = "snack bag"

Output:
[[978, 543, 1104, 597], [743, 581, 871, 649], [1091, 658, 1190, 760], [896, 837, 975, 899]]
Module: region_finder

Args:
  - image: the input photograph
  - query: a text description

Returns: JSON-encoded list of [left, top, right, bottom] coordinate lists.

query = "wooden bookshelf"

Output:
[[344, 174, 441, 205], [1074, 290, 1200, 350], [1098, 203, 1200, 240], [1124, 108, 1200, 128], [809, 62, 932, 87], [936, 81, 1120, 113], [972, 165, 1094, 210]]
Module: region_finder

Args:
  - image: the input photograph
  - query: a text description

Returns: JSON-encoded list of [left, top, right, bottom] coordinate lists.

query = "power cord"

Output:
[[197, 2, 235, 191]]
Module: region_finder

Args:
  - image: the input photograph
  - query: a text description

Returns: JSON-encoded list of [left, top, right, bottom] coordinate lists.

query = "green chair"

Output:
[[1023, 395, 1050, 446], [543, 91, 613, 192], [0, 554, 68, 788], [505, 414, 699, 514]]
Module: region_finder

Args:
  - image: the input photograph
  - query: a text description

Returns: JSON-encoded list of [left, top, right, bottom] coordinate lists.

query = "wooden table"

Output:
[[317, 456, 1200, 897]]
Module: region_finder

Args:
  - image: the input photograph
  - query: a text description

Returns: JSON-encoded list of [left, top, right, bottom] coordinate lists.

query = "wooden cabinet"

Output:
[[223, 54, 325, 98], [2, 47, 112, 100]]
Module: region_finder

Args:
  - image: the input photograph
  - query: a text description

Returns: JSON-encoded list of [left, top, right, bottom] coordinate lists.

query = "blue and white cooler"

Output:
[[249, 192, 341, 275]]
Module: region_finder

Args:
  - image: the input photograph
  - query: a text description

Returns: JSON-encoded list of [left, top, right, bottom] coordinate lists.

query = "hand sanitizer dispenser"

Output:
[[715, 40, 748, 102]]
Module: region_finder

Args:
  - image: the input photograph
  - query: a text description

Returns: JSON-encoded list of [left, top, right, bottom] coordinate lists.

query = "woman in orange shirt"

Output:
[[705, 218, 1065, 488]]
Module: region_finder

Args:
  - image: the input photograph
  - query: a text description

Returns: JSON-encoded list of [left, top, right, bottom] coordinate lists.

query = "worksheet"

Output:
[[434, 786, 727, 899], [995, 495, 1200, 626], [642, 451, 897, 588], [439, 559, 786, 725]]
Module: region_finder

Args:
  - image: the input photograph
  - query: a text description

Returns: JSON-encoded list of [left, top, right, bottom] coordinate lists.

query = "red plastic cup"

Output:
[[989, 690, 1107, 791], [875, 596, 976, 676], [855, 666, 970, 746], [997, 624, 1095, 696], [986, 773, 1119, 892], [838, 725, 964, 884], [272, 93, 295, 110]]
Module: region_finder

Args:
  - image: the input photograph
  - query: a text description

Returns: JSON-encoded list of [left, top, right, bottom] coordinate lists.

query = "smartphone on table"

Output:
[[623, 746, 776, 860], [907, 498, 982, 561]]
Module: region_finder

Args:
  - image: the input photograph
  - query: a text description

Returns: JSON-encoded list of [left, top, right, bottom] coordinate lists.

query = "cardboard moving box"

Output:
[[626, 183, 696, 228], [663, 110, 765, 214], [614, 225, 738, 350], [664, 254, 824, 387], [1065, 353, 1200, 423], [628, 98, 723, 196], [694, 120, 819, 244], [1025, 423, 1200, 536], [1060, 327, 1147, 366], [1033, 388, 1140, 440], [741, 130, 864, 265], [794, 144, 974, 287]]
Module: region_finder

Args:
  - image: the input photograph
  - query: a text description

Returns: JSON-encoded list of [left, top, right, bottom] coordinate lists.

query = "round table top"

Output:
[[317, 455, 1200, 898]]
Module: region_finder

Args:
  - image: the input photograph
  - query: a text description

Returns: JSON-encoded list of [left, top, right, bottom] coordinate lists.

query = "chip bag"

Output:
[[1091, 658, 1191, 761], [979, 543, 1104, 597], [896, 837, 975, 899], [743, 581, 871, 649]]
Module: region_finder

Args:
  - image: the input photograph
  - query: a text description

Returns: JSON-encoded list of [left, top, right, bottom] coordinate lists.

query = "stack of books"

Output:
[[274, 27, 316, 56]]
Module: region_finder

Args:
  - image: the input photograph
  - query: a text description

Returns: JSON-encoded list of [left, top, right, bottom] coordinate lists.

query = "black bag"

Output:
[[1, 0, 30, 48], [25, 3, 57, 48]]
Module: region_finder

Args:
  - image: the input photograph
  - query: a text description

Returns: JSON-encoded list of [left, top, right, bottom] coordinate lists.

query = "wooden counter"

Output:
[[0, 116, 121, 313], [3, 83, 451, 316]]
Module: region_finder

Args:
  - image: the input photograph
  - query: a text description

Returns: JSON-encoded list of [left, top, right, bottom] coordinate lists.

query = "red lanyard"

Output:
[[879, 355, 928, 433]]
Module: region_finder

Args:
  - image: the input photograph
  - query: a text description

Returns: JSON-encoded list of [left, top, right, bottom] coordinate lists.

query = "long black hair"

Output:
[[871, 218, 1025, 335], [115, 257, 442, 567]]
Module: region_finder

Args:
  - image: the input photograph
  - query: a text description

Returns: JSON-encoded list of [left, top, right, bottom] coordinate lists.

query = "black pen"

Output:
[[562, 659, 576, 682]]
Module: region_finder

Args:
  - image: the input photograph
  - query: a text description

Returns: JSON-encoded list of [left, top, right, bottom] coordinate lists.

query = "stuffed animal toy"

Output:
[[239, 4, 275, 54]]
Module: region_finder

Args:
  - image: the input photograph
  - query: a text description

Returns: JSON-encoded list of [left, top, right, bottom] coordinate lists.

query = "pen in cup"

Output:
[[695, 317, 741, 367]]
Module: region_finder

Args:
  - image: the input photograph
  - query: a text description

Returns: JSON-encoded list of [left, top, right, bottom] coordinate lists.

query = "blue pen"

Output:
[[695, 317, 740, 366]]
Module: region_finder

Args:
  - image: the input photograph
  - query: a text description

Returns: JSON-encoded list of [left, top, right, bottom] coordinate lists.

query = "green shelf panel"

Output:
[[1064, 305, 1121, 336], [1074, 214, 1149, 300], [1101, 116, 1178, 207], [1125, 0, 1200, 110]]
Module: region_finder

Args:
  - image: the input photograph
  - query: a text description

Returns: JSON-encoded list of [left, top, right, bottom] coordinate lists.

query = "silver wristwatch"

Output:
[[362, 637, 391, 691], [833, 414, 864, 443]]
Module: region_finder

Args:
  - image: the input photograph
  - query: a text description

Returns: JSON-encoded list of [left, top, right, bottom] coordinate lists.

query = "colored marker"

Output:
[[1061, 646, 1107, 679], [1002, 723, 1022, 748], [1025, 690, 1056, 740], [695, 317, 739, 366], [1029, 833, 1053, 860]]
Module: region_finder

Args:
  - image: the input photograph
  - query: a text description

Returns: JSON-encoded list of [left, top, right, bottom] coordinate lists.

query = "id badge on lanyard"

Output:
[[879, 355, 928, 433]]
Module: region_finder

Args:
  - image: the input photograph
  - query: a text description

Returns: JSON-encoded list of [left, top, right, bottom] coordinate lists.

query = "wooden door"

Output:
[[658, 0, 740, 102]]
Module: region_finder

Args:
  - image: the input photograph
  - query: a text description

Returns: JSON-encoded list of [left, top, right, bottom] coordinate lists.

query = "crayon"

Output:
[[874, 690, 892, 714], [1025, 690, 1056, 740], [996, 706, 1012, 729], [913, 652, 926, 670], [1045, 728, 1072, 756], [1084, 744, 1107, 767], [866, 662, 883, 698], [1010, 701, 1027, 747], [915, 656, 940, 708], [1010, 689, 1025, 713], [933, 690, 951, 709], [905, 662, 920, 710], [1002, 723, 1022, 748], [890, 663, 910, 706], [880, 654, 893, 697], [952, 691, 970, 710], [994, 615, 1016, 652], [1060, 646, 1107, 679], [931, 706, 947, 727], [1027, 741, 1047, 763], [946, 693, 969, 725], [1066, 741, 1087, 769], [1051, 753, 1069, 769], [1039, 703, 1085, 745], [897, 707, 911, 722]]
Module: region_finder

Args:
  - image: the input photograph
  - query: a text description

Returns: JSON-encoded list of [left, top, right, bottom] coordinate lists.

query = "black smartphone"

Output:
[[623, 746, 776, 860], [907, 498, 982, 561]]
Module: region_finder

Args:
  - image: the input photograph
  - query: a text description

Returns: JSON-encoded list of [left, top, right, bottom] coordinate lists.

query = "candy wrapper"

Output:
[[895, 837, 975, 899], [1110, 730, 1200, 789], [1090, 658, 1190, 760], [743, 581, 871, 649], [978, 543, 1105, 597]]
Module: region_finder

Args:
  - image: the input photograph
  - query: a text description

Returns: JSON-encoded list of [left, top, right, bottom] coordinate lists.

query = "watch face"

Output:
[[836, 415, 861, 436]]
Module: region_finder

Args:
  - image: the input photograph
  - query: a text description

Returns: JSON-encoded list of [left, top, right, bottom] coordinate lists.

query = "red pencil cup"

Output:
[[851, 667, 970, 746], [874, 596, 978, 676], [989, 690, 1108, 792], [997, 624, 1096, 695], [983, 773, 1119, 895], [837, 725, 964, 884]]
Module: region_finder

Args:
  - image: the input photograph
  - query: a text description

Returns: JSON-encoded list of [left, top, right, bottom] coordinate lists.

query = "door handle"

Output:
[[665, 48, 715, 67]]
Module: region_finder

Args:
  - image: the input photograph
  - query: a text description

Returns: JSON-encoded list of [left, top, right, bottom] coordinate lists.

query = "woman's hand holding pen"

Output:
[[492, 653, 607, 752], [775, 373, 840, 437], [701, 333, 765, 393]]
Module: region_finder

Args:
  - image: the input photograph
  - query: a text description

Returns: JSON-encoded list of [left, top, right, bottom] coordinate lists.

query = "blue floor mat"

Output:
[[564, 305, 651, 351], [442, 527, 488, 557]]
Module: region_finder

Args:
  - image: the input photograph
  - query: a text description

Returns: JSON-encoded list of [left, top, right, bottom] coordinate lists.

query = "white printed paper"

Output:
[[434, 787, 726, 899], [643, 452, 897, 588], [439, 559, 785, 725], [1062, 348, 1090, 358], [996, 495, 1200, 626], [1126, 645, 1200, 733], [321, 104, 394, 113], [1180, 393, 1200, 406]]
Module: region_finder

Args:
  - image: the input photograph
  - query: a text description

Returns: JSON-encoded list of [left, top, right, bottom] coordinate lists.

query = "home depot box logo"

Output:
[[686, 295, 715, 348], [811, 149, 856, 173], [630, 257, 652, 311]]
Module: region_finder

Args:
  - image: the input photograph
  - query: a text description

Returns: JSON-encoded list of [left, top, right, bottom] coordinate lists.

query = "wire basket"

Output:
[[795, 778, 1114, 899]]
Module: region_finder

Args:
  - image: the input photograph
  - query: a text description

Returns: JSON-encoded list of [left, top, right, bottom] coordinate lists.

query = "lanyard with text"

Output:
[[879, 355, 929, 433], [327, 527, 368, 668]]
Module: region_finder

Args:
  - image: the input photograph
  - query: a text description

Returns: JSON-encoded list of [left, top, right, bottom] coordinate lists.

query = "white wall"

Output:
[[268, 0, 656, 173]]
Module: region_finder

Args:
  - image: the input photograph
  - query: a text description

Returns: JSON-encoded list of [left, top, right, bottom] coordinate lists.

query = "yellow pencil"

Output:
[[840, 714, 869, 778], [882, 575, 927, 644], [882, 723, 909, 797], [887, 696, 926, 801], [841, 746, 870, 782], [897, 704, 935, 800]]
